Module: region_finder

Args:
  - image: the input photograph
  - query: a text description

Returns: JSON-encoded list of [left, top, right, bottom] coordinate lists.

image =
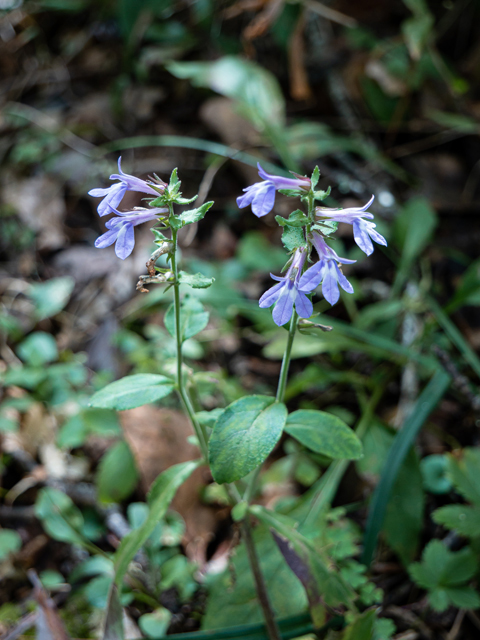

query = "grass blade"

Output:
[[361, 369, 451, 566]]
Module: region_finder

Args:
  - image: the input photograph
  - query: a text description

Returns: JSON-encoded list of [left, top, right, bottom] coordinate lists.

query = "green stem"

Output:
[[170, 224, 209, 459], [276, 311, 297, 403]]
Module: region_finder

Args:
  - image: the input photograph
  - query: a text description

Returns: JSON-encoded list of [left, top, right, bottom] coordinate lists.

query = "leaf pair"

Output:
[[209, 398, 363, 485]]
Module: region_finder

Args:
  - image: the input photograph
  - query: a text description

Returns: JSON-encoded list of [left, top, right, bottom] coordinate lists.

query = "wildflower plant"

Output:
[[88, 159, 387, 639]]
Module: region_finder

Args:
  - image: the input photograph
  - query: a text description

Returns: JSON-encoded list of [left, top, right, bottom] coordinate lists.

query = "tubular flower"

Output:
[[259, 247, 315, 326], [88, 157, 165, 217], [95, 207, 168, 260], [237, 163, 311, 218], [298, 234, 355, 306], [316, 196, 387, 256]]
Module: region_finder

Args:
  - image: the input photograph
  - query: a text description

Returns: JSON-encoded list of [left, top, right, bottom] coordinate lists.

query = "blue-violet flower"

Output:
[[298, 234, 355, 306], [89, 157, 165, 217], [95, 207, 168, 260], [237, 163, 311, 218], [259, 247, 315, 326], [316, 196, 387, 256]]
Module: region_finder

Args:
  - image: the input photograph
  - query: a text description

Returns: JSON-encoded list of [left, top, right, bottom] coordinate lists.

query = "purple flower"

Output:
[[316, 196, 387, 256], [95, 207, 167, 260], [259, 248, 315, 326], [88, 157, 165, 217], [298, 234, 355, 306], [237, 163, 311, 218]]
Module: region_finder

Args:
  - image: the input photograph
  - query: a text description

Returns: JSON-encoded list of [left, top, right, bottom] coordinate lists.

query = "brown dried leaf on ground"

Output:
[[3, 176, 66, 251], [288, 11, 312, 101], [121, 406, 218, 565]]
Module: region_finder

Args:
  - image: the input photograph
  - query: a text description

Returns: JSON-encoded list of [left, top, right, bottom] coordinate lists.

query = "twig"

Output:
[[304, 0, 357, 27]]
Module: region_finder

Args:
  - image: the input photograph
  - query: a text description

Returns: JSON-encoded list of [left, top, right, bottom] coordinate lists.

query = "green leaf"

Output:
[[166, 56, 286, 130], [28, 277, 75, 321], [311, 166, 320, 188], [17, 332, 58, 366], [362, 370, 450, 566], [445, 586, 480, 610], [281, 225, 306, 251], [164, 296, 209, 341], [178, 271, 215, 289], [393, 197, 437, 290], [89, 374, 175, 411], [103, 583, 124, 640], [139, 608, 172, 638], [237, 231, 286, 273], [152, 228, 170, 245], [409, 540, 477, 590], [114, 460, 200, 586], [276, 210, 308, 228], [420, 454, 452, 494], [285, 410, 363, 460], [250, 505, 354, 609], [447, 448, 480, 505], [209, 397, 286, 484], [433, 504, 480, 538], [202, 523, 308, 629], [342, 610, 376, 640], [0, 529, 22, 561], [35, 487, 85, 546], [402, 12, 434, 60], [97, 441, 139, 504], [178, 201, 213, 225]]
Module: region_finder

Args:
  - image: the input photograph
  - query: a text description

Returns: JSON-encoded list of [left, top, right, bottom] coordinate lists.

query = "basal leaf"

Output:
[[433, 504, 480, 538], [209, 397, 286, 484], [89, 374, 174, 411], [114, 460, 200, 586], [285, 410, 363, 460]]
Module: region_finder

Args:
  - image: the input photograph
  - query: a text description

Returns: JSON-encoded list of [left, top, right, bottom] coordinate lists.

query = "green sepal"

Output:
[[150, 196, 169, 207], [178, 201, 214, 225], [168, 216, 183, 231], [314, 186, 331, 201], [312, 220, 338, 236], [231, 501, 248, 522], [152, 228, 170, 244], [281, 225, 306, 251], [178, 271, 215, 289], [311, 166, 320, 188], [168, 167, 180, 192], [278, 188, 305, 198], [175, 195, 198, 205]]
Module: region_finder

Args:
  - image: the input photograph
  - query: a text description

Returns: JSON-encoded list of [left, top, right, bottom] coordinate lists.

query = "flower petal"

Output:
[[251, 182, 276, 217], [334, 262, 354, 294], [259, 281, 285, 308], [95, 228, 119, 248], [322, 262, 340, 305], [272, 281, 296, 326], [298, 262, 324, 292], [114, 223, 135, 260], [294, 291, 313, 319], [353, 220, 374, 256]]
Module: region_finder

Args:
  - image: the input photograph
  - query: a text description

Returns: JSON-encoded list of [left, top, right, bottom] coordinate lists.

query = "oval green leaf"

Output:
[[285, 410, 362, 460], [89, 374, 174, 411], [209, 396, 286, 484]]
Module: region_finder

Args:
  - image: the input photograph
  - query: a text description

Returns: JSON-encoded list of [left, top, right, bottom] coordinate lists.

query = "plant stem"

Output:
[[242, 514, 282, 640], [276, 310, 297, 403], [170, 225, 209, 459]]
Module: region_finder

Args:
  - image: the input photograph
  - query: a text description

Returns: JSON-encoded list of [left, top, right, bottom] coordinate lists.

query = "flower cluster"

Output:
[[89, 157, 166, 259], [238, 164, 387, 326]]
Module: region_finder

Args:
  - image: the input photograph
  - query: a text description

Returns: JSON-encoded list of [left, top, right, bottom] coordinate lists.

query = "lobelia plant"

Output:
[[88, 159, 388, 639]]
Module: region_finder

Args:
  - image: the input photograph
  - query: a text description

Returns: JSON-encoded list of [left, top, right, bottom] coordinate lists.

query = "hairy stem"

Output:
[[242, 514, 282, 640], [170, 225, 209, 459], [276, 310, 297, 403]]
